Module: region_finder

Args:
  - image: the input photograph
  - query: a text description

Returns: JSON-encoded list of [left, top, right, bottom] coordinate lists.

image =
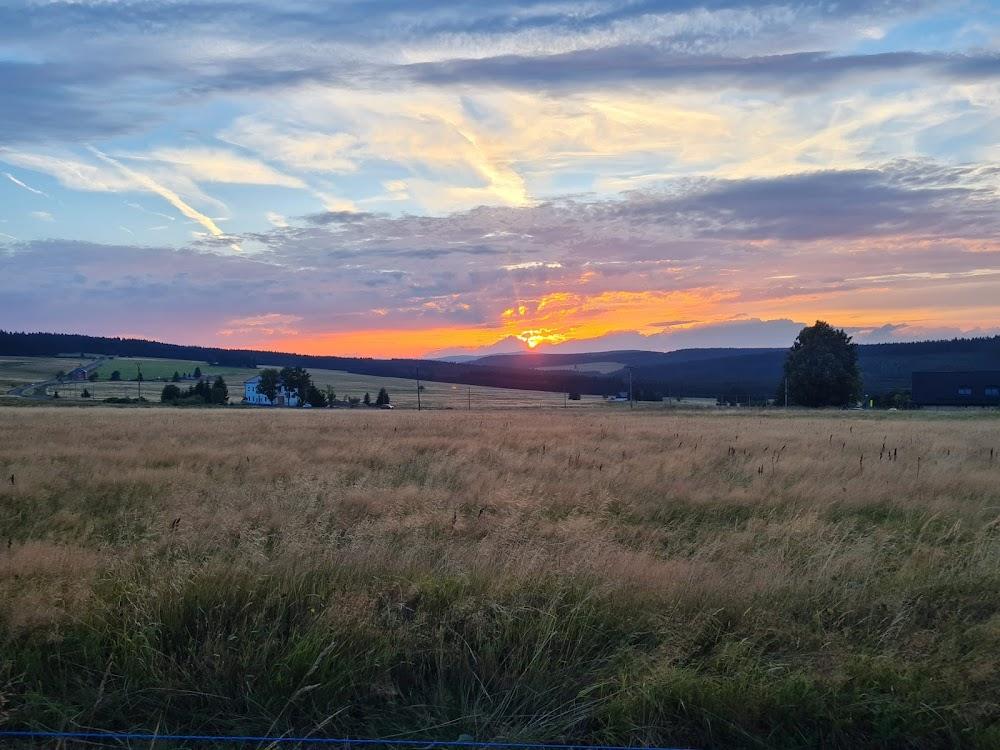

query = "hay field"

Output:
[[307, 368, 608, 409], [1, 407, 999, 748]]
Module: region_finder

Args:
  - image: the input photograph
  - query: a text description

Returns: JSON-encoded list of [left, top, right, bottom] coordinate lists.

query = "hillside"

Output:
[[3, 330, 1000, 401], [0, 330, 619, 397], [474, 338, 1000, 398]]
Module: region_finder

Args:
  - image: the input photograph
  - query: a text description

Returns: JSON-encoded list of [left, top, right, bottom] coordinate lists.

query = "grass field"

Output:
[[91, 357, 260, 383], [4, 355, 707, 409], [537, 361, 628, 375], [0, 356, 96, 394], [307, 368, 609, 409], [28, 359, 618, 408], [2, 407, 999, 748]]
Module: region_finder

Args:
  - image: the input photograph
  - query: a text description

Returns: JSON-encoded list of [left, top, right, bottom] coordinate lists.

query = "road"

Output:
[[7, 357, 109, 399]]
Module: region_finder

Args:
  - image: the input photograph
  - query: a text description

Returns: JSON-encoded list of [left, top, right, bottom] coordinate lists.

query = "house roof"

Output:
[[244, 375, 262, 384]]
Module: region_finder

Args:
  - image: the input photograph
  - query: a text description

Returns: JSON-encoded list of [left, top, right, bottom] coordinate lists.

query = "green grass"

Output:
[[0, 356, 96, 393], [93, 357, 259, 382], [5, 564, 997, 748]]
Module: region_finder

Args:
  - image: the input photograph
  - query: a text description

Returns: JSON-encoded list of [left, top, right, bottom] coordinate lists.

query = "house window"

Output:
[[957, 387, 972, 395], [986, 387, 1000, 397]]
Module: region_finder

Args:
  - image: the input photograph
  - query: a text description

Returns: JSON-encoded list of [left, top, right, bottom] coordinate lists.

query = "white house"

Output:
[[243, 375, 300, 406]]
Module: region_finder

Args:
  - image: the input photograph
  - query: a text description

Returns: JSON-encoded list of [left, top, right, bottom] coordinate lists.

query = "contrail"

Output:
[[0, 231, 17, 240], [126, 201, 176, 221], [86, 146, 241, 252], [3, 172, 47, 196]]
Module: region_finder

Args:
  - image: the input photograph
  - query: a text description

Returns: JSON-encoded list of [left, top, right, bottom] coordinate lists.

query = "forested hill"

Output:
[[475, 336, 1000, 397], [3, 330, 999, 399], [0, 330, 620, 396]]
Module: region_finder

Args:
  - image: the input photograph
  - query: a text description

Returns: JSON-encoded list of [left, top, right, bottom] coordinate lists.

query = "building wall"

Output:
[[912, 371, 1000, 406], [243, 379, 299, 406]]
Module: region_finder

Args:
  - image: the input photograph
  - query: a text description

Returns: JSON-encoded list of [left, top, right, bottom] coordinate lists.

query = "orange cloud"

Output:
[[254, 325, 515, 358]]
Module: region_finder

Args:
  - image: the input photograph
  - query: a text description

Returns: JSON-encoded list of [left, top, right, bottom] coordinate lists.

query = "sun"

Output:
[[516, 329, 567, 349]]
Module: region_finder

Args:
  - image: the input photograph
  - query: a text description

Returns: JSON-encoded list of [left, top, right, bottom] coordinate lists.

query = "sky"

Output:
[[1, 0, 1000, 358]]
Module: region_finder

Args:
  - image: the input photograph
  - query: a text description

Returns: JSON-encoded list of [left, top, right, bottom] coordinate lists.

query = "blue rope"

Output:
[[0, 732, 690, 749]]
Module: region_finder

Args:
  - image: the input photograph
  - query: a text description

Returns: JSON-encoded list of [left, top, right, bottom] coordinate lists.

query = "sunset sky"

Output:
[[2, 1, 1000, 358]]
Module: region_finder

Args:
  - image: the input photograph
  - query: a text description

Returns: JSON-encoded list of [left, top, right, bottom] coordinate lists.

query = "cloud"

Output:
[[29, 210, 53, 222], [218, 312, 303, 336], [86, 146, 241, 252], [0, 149, 134, 192], [406, 49, 1000, 93], [3, 171, 47, 196], [302, 210, 375, 225], [2, 1, 998, 355], [116, 147, 305, 188]]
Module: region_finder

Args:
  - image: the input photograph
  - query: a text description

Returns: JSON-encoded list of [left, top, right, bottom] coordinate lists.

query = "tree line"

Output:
[[161, 377, 229, 405], [254, 367, 391, 408]]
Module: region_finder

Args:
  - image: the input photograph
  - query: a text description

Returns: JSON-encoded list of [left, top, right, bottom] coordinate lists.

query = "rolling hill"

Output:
[[3, 330, 999, 401]]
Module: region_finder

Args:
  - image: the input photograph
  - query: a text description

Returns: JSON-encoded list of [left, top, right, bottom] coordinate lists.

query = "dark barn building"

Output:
[[912, 371, 1000, 407]]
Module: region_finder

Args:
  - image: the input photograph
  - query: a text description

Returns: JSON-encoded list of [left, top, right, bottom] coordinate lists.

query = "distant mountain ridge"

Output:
[[3, 330, 999, 400], [473, 338, 1000, 398]]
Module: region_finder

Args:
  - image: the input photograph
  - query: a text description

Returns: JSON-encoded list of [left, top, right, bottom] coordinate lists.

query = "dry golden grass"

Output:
[[2, 406, 1000, 747], [2, 407, 998, 623]]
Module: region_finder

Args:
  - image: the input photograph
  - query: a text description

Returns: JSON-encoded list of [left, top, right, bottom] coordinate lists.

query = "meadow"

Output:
[[36, 362, 618, 409], [0, 356, 95, 394], [87, 358, 258, 383], [1, 407, 999, 748], [306, 368, 611, 410]]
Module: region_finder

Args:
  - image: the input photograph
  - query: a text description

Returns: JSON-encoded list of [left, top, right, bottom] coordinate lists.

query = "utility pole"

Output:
[[628, 367, 634, 410], [468, 384, 471, 411], [416, 366, 421, 411], [136, 362, 143, 402], [784, 377, 788, 408]]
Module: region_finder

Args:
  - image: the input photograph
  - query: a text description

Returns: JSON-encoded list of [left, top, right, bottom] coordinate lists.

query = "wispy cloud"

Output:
[[3, 171, 47, 196], [86, 146, 241, 252], [3, 0, 999, 354], [217, 312, 303, 337]]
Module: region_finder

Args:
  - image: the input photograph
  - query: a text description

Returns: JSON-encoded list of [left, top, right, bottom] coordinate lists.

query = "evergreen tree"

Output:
[[306, 384, 328, 408], [81, 388, 91, 398], [782, 321, 862, 407], [172, 371, 181, 382], [194, 366, 202, 378], [375, 387, 390, 406], [186, 380, 212, 403], [363, 391, 371, 406], [161, 384, 182, 402], [210, 376, 228, 405]]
